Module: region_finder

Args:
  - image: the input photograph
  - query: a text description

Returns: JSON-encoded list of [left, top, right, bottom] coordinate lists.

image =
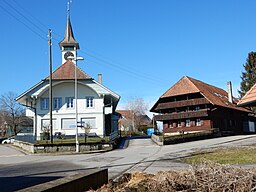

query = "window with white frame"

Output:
[[186, 119, 190, 127], [53, 97, 62, 110], [66, 97, 74, 108], [62, 118, 76, 129], [196, 118, 201, 126], [86, 97, 94, 108], [41, 98, 49, 110], [41, 119, 57, 130]]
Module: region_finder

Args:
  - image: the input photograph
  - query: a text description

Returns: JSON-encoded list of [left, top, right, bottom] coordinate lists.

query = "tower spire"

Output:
[[59, 0, 79, 64], [59, 0, 79, 49]]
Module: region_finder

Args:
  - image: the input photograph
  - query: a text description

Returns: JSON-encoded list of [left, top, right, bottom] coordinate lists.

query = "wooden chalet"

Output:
[[151, 76, 255, 135]]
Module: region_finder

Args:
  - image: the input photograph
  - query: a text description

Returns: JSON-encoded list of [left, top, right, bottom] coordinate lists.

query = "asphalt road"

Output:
[[1, 134, 256, 191]]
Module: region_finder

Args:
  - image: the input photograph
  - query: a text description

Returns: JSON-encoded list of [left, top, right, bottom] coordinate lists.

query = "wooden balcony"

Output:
[[154, 109, 209, 121], [155, 98, 210, 110]]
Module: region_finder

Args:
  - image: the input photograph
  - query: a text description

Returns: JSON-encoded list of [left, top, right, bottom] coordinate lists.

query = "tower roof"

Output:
[[59, 16, 80, 49]]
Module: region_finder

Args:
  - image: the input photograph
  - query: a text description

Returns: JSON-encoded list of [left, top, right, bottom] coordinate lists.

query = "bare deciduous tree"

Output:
[[125, 97, 149, 131], [82, 122, 92, 143], [0, 92, 26, 135]]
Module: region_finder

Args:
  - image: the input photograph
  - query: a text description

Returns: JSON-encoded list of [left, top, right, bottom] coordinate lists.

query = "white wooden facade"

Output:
[[17, 78, 119, 139]]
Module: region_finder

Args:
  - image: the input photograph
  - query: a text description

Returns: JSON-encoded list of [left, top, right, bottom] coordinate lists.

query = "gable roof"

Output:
[[237, 83, 256, 107], [116, 110, 133, 118], [46, 60, 91, 80], [16, 60, 120, 106], [161, 76, 200, 97], [152, 76, 250, 113], [116, 110, 151, 126]]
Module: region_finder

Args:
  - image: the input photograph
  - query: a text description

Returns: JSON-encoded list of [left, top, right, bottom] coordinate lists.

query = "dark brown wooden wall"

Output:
[[163, 119, 212, 133]]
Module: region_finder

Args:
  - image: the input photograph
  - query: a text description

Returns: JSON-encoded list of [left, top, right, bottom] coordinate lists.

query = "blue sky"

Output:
[[1, 0, 256, 110]]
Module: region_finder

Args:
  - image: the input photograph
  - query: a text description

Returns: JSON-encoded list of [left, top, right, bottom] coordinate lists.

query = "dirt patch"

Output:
[[89, 161, 256, 191]]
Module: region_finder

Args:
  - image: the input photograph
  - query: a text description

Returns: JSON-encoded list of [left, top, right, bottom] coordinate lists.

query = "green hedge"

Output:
[[163, 131, 215, 145]]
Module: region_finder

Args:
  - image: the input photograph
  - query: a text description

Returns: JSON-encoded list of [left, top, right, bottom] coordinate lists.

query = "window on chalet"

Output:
[[178, 120, 181, 127], [186, 119, 190, 127], [169, 121, 173, 128], [66, 97, 74, 108], [196, 118, 201, 126], [195, 106, 200, 111], [41, 98, 49, 110]]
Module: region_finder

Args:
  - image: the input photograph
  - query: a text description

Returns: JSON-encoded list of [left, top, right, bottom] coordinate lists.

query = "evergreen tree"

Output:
[[239, 52, 256, 99]]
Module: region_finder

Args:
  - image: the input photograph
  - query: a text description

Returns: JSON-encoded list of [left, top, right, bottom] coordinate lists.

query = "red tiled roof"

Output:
[[238, 84, 256, 107], [116, 110, 133, 118], [46, 60, 91, 80], [158, 76, 250, 113], [161, 76, 199, 97], [116, 110, 151, 126]]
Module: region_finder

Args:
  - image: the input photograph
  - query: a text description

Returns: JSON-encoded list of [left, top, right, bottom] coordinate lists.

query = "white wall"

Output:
[[35, 82, 105, 137], [26, 108, 34, 117]]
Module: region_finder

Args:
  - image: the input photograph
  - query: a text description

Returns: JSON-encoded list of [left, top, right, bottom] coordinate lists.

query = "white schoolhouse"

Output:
[[16, 11, 120, 140]]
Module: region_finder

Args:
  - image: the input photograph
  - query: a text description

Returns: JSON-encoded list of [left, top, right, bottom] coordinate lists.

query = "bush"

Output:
[[90, 161, 256, 192], [164, 131, 214, 145]]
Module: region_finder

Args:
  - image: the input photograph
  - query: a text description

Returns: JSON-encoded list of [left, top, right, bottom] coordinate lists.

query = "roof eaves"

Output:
[[237, 83, 256, 106], [16, 80, 45, 101], [92, 79, 120, 100]]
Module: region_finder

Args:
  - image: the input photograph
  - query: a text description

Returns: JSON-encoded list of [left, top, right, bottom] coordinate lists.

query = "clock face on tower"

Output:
[[64, 51, 74, 60]]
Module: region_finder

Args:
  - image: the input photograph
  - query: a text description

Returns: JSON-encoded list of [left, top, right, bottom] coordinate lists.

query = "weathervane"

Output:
[[67, 0, 72, 19]]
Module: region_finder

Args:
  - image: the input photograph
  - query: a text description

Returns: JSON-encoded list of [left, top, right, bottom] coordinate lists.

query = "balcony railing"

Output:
[[155, 98, 210, 110], [154, 109, 209, 121]]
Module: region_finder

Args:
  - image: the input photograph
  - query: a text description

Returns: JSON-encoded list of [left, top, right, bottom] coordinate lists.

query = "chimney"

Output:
[[98, 74, 102, 84], [227, 81, 233, 104]]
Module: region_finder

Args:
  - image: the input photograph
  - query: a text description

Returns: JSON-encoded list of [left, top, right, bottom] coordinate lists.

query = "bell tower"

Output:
[[59, 1, 80, 64]]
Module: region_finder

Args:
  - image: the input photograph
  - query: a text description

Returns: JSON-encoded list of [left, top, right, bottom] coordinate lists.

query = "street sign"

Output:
[[77, 120, 85, 127]]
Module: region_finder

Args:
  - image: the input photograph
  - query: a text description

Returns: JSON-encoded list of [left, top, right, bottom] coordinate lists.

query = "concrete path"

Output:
[[0, 144, 25, 157]]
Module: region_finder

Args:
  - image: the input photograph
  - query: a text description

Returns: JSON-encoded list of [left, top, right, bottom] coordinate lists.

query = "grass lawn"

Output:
[[36, 137, 109, 144], [183, 147, 256, 164]]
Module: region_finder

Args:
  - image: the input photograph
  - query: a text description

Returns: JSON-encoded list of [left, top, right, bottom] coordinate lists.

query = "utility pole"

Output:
[[48, 29, 53, 144], [153, 114, 155, 130]]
